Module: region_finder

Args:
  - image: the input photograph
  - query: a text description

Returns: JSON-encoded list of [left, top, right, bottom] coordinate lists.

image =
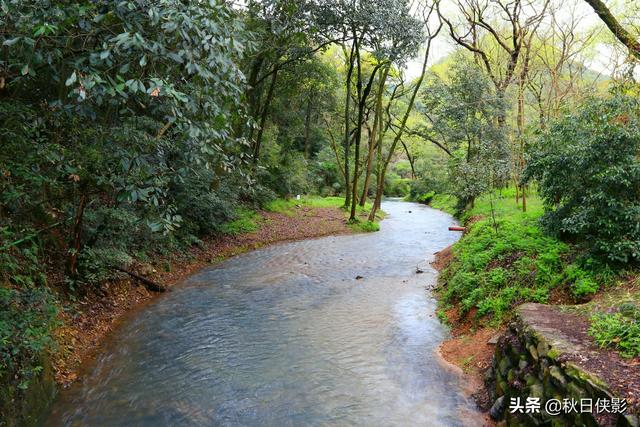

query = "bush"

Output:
[[384, 173, 410, 197], [0, 287, 58, 391], [590, 308, 640, 358], [525, 93, 640, 263]]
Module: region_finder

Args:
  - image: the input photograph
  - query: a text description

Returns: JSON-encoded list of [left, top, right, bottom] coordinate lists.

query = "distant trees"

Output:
[[418, 60, 510, 210]]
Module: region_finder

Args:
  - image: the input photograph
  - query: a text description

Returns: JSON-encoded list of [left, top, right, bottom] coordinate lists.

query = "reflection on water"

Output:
[[45, 201, 481, 426]]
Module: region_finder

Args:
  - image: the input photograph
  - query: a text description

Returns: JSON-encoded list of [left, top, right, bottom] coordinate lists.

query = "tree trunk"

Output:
[[304, 96, 313, 159], [583, 0, 640, 59], [349, 33, 363, 221], [400, 139, 416, 179], [369, 34, 436, 221], [360, 65, 390, 207], [343, 41, 356, 208], [67, 193, 87, 277], [253, 66, 279, 165]]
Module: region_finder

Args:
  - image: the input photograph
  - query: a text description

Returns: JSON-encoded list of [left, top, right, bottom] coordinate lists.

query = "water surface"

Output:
[[46, 201, 480, 426]]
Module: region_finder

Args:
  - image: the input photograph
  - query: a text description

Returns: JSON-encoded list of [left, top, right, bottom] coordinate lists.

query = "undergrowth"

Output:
[[438, 188, 615, 324], [589, 303, 640, 358]]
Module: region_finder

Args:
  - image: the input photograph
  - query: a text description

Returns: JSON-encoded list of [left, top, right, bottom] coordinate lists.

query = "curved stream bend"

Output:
[[46, 201, 480, 426]]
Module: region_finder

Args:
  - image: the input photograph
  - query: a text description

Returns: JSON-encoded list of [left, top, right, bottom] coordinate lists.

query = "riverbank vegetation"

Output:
[[1, 0, 639, 422]]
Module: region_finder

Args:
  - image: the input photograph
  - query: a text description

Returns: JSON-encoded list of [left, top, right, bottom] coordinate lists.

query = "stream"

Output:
[[45, 200, 481, 426]]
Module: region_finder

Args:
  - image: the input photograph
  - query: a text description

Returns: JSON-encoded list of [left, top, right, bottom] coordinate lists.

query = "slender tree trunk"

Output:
[[368, 36, 437, 221], [517, 54, 529, 212], [304, 96, 313, 159], [67, 193, 87, 277], [360, 65, 390, 207], [343, 40, 356, 208], [349, 34, 363, 221], [253, 67, 279, 165], [243, 55, 265, 140], [400, 139, 416, 179]]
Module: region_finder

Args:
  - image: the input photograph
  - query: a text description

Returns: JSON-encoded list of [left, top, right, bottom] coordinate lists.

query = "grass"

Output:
[[265, 195, 384, 232], [219, 208, 259, 235], [438, 187, 615, 325], [428, 194, 457, 216], [589, 307, 640, 358], [264, 196, 346, 213]]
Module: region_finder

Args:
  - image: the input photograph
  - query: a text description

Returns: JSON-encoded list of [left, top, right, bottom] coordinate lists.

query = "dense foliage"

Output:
[[525, 92, 640, 263]]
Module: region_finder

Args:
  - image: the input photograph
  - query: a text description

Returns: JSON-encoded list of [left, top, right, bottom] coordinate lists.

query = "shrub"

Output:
[[525, 93, 640, 263], [0, 287, 58, 390]]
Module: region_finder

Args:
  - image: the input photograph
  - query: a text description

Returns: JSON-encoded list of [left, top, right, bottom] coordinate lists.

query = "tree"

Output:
[[1, 0, 248, 277], [583, 0, 640, 60], [524, 92, 640, 262], [417, 59, 510, 210]]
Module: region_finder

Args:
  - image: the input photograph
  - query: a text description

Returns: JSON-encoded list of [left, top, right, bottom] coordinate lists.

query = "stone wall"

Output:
[[487, 303, 638, 427]]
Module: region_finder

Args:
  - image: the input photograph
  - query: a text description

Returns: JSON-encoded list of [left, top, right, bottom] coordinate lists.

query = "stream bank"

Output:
[[431, 194, 640, 426]]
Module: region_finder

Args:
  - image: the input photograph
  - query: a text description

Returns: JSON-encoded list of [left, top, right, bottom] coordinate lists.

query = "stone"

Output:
[[488, 333, 502, 345], [549, 366, 567, 390], [537, 340, 550, 358], [567, 381, 587, 399], [498, 357, 512, 377], [527, 344, 539, 361], [529, 383, 544, 399], [619, 413, 640, 427], [489, 395, 506, 420]]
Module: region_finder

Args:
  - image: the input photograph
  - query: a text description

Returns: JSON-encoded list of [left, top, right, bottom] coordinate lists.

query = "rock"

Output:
[[549, 366, 567, 390], [488, 333, 502, 345], [498, 357, 512, 377], [489, 396, 506, 420], [529, 383, 544, 399], [537, 340, 550, 358], [620, 413, 640, 427], [567, 382, 587, 399], [527, 344, 539, 361]]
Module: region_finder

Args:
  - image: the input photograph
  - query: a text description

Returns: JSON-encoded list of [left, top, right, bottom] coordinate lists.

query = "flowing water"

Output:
[[45, 201, 482, 427]]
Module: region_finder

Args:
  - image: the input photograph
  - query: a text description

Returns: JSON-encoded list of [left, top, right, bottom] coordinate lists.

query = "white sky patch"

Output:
[[402, 0, 633, 79]]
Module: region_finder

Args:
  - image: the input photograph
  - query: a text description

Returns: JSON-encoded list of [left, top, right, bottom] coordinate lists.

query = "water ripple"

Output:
[[45, 201, 481, 427]]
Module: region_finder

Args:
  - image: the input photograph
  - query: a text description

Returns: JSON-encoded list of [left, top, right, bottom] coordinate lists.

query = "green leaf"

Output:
[[65, 71, 77, 86], [2, 37, 20, 46]]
